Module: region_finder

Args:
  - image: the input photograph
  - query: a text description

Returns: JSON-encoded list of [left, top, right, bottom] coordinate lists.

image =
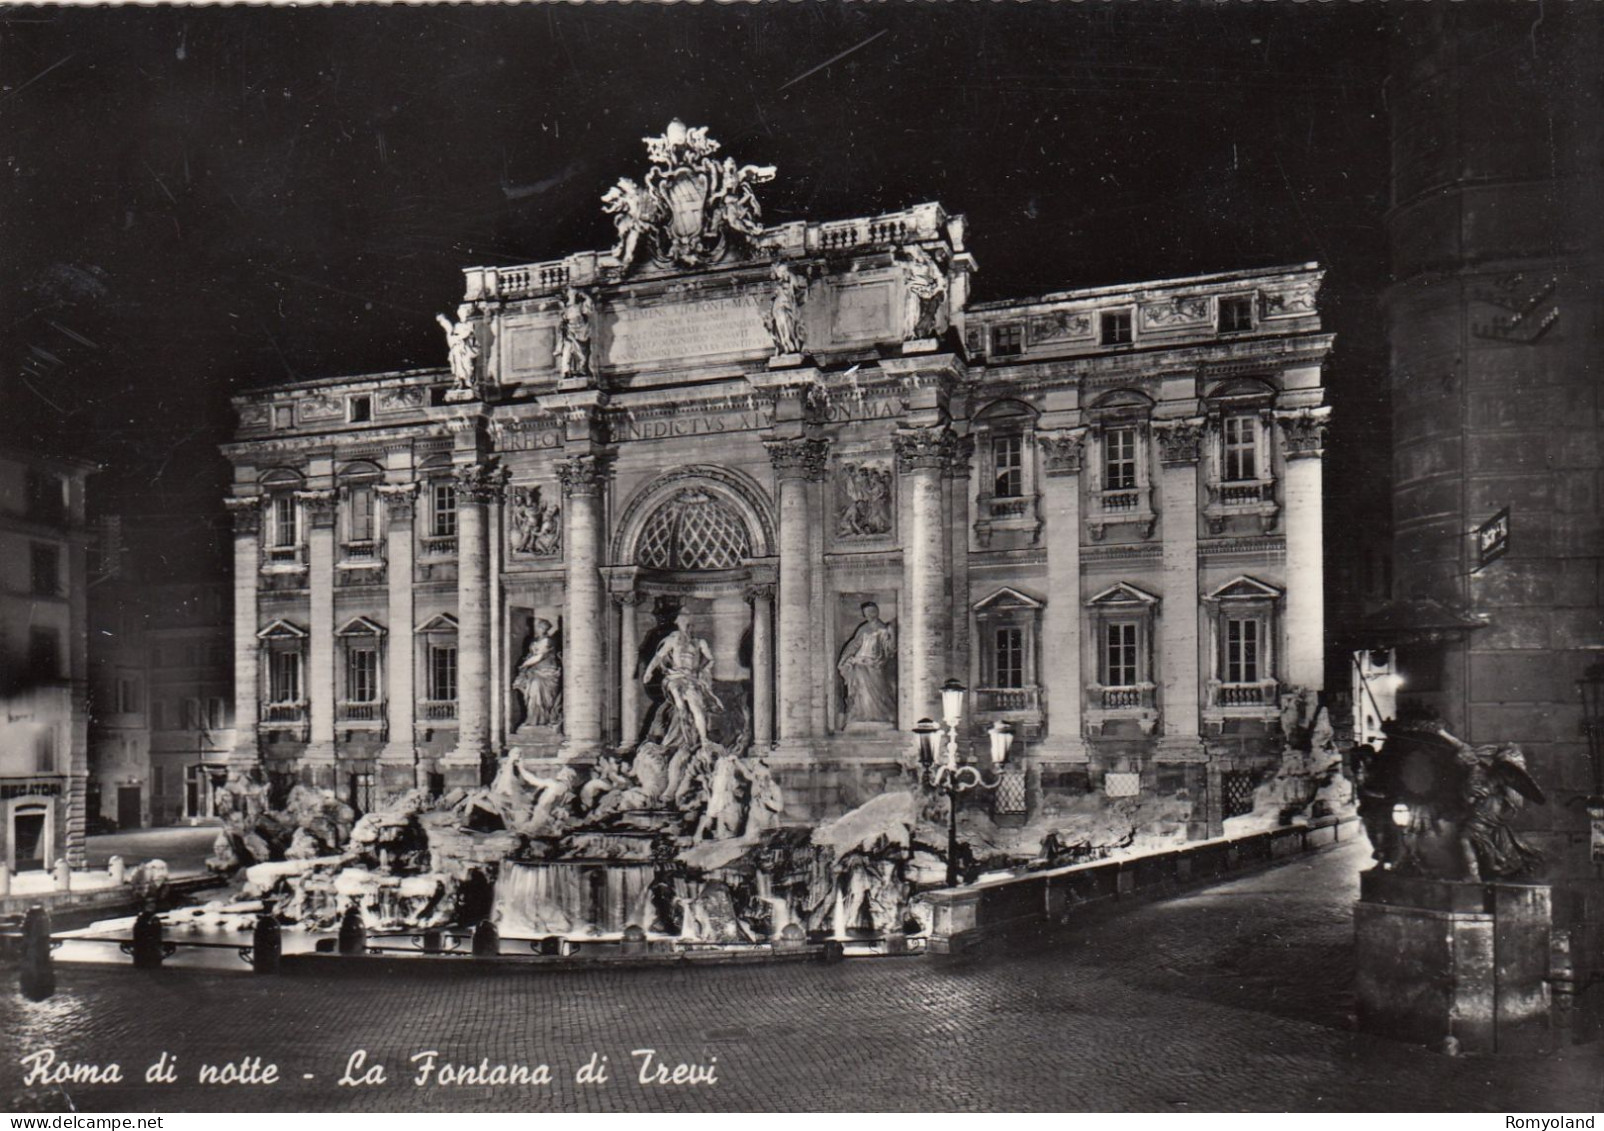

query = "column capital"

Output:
[[224, 495, 261, 536], [376, 482, 419, 520], [611, 590, 645, 608], [941, 432, 975, 479], [556, 452, 607, 498], [1274, 406, 1331, 460], [454, 462, 501, 504], [295, 489, 338, 527], [1039, 428, 1089, 477], [743, 582, 776, 605], [892, 424, 956, 474], [1154, 418, 1206, 466], [764, 435, 831, 481]]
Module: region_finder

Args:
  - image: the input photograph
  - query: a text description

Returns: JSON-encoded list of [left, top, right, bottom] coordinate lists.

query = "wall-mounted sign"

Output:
[[1475, 507, 1510, 571]]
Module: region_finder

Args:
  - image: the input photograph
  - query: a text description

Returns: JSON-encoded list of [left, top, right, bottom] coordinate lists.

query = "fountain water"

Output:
[[493, 861, 656, 938]]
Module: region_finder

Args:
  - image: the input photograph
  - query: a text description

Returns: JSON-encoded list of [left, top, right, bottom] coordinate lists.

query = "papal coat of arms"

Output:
[[602, 120, 776, 272]]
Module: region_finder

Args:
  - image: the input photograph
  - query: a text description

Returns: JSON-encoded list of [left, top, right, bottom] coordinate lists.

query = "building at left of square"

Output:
[[0, 448, 97, 876]]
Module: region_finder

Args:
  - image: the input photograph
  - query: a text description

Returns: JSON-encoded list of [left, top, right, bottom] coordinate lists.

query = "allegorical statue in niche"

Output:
[[642, 608, 720, 750], [837, 601, 897, 726], [837, 462, 892, 537], [514, 618, 563, 728], [760, 260, 806, 357], [434, 306, 479, 391], [895, 244, 949, 341], [554, 287, 593, 381]]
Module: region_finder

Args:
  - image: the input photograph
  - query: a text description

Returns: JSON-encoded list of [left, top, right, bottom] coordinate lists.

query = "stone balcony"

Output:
[[1084, 682, 1159, 736]]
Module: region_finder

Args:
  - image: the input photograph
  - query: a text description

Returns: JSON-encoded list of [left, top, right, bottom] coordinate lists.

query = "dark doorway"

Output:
[[12, 811, 47, 871], [117, 786, 142, 830]]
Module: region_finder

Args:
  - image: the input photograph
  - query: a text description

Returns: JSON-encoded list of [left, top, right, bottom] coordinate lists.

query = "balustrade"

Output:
[[419, 700, 457, 722]]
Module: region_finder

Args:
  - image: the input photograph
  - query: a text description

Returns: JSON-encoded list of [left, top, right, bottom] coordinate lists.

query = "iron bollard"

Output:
[[251, 906, 281, 975], [471, 919, 499, 957], [19, 906, 55, 1001], [337, 903, 366, 955], [820, 939, 845, 964], [131, 905, 166, 970], [621, 923, 648, 956], [422, 929, 443, 953]]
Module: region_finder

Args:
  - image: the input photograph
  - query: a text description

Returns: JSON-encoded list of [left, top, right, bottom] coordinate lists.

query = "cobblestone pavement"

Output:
[[4, 838, 1601, 1113]]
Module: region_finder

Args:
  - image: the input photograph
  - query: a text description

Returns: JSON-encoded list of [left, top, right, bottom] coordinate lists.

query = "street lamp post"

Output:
[[912, 679, 1012, 887]]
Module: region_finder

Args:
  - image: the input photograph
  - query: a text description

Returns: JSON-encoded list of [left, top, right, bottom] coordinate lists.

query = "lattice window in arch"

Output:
[[636, 489, 751, 571]]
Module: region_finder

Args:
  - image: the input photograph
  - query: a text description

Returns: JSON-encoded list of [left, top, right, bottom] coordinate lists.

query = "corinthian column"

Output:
[[943, 433, 974, 678], [1154, 419, 1205, 758], [745, 583, 775, 750], [894, 425, 955, 727], [558, 453, 607, 762], [764, 436, 829, 753], [446, 464, 495, 783], [225, 496, 262, 769], [1277, 407, 1329, 691], [614, 591, 644, 751], [299, 489, 338, 780], [377, 483, 418, 789], [1038, 429, 1088, 760]]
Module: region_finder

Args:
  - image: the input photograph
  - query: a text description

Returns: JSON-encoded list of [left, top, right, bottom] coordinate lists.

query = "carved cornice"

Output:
[[376, 483, 419, 521], [1038, 428, 1088, 477], [556, 453, 606, 498], [294, 489, 338, 527], [1154, 419, 1206, 466], [764, 436, 831, 481], [224, 496, 261, 536], [892, 425, 956, 474], [1274, 406, 1331, 460]]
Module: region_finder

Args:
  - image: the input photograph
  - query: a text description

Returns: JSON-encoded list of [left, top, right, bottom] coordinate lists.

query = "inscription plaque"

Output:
[[603, 296, 771, 368]]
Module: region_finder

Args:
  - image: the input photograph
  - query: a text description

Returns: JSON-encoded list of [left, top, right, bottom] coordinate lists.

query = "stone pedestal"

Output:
[[1355, 870, 1557, 1055]]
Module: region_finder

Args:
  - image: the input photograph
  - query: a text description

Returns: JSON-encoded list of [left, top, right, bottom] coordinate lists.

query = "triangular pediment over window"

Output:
[[1086, 582, 1160, 609], [1206, 576, 1283, 602], [257, 618, 308, 640], [415, 613, 459, 635], [336, 615, 386, 637], [973, 585, 1045, 612]]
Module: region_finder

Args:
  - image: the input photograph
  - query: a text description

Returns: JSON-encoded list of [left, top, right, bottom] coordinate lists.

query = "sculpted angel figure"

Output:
[[715, 157, 775, 238], [602, 177, 657, 269], [837, 601, 897, 725], [760, 260, 806, 356], [896, 244, 949, 341], [513, 618, 563, 728], [554, 287, 593, 381], [642, 609, 720, 750], [434, 307, 479, 390]]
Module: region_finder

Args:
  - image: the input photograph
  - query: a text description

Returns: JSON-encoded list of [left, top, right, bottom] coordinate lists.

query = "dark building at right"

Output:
[[1378, 4, 1603, 877]]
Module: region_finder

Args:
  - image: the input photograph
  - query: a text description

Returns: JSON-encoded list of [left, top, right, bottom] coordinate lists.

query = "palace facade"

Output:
[[223, 125, 1333, 836]]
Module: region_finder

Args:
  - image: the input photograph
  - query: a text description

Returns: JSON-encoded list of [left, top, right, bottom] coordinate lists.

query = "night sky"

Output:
[[1, 3, 1392, 525]]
